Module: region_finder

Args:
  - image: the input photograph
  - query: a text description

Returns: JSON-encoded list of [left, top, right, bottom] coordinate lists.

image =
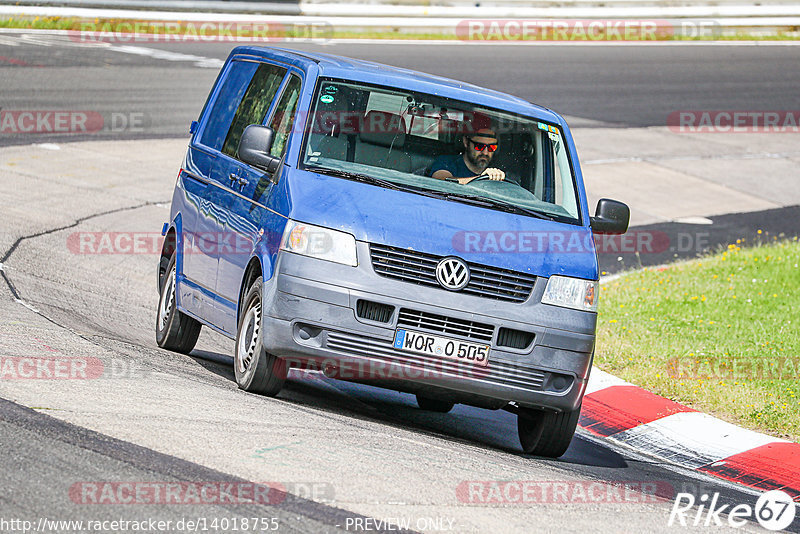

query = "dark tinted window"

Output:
[[199, 60, 259, 151], [268, 75, 302, 159], [222, 63, 286, 157]]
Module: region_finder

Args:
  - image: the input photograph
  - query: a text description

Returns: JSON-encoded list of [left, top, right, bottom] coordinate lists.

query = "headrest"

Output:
[[359, 110, 406, 147], [465, 111, 493, 134]]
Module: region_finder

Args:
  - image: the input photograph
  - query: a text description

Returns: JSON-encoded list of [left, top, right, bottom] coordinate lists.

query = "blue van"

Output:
[[156, 46, 629, 457]]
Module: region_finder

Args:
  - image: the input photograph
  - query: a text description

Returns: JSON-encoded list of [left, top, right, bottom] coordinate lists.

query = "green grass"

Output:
[[596, 236, 800, 442], [1, 16, 798, 41]]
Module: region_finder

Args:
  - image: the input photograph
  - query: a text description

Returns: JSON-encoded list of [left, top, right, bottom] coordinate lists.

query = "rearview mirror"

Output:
[[591, 198, 630, 235], [238, 125, 280, 174]]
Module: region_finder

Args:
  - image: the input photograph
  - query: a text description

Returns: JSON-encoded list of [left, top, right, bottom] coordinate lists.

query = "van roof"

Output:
[[230, 46, 561, 123]]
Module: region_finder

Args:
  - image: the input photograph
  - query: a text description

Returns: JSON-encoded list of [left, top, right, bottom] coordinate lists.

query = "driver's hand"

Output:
[[484, 168, 505, 180]]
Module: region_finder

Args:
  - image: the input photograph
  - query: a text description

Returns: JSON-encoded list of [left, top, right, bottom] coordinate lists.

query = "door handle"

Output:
[[228, 173, 238, 186], [237, 176, 249, 190]]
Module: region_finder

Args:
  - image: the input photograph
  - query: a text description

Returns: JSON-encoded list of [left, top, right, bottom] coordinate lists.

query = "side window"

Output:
[[199, 60, 259, 151], [268, 75, 302, 159], [221, 63, 287, 158]]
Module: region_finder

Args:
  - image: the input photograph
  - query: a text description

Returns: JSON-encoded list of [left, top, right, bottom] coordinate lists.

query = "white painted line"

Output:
[[610, 411, 787, 469], [14, 298, 41, 314], [584, 157, 645, 165], [107, 44, 223, 68], [0, 35, 21, 46], [672, 216, 714, 225]]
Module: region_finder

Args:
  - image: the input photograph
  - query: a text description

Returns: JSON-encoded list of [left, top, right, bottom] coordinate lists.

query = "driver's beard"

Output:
[[467, 152, 491, 173]]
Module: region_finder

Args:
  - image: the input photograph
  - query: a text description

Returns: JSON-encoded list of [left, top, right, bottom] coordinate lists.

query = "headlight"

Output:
[[541, 276, 598, 312], [280, 220, 357, 267]]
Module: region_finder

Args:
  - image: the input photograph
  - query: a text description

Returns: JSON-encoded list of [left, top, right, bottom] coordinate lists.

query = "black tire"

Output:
[[517, 404, 581, 458], [234, 277, 286, 397], [156, 253, 201, 353], [416, 395, 455, 413]]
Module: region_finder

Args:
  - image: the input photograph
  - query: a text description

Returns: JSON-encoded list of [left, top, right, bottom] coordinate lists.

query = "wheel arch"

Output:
[[157, 216, 182, 292], [238, 256, 264, 321]]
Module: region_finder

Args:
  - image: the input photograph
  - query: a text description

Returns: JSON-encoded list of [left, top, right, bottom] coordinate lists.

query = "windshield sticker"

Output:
[[548, 132, 560, 142], [320, 94, 335, 104]]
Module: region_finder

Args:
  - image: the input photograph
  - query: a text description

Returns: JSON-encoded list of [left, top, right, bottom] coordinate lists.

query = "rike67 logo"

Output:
[[669, 490, 796, 531]]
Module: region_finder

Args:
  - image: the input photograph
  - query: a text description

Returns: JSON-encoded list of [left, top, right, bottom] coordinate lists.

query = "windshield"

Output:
[[299, 78, 581, 224]]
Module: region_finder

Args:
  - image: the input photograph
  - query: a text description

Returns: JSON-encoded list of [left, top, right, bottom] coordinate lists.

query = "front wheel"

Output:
[[156, 254, 201, 353], [517, 404, 580, 458], [234, 277, 286, 397]]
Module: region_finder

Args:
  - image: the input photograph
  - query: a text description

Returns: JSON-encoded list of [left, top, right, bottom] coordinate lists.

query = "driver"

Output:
[[430, 116, 505, 184]]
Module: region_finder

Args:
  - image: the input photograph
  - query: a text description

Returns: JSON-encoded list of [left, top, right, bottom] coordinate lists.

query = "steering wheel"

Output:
[[471, 174, 521, 186]]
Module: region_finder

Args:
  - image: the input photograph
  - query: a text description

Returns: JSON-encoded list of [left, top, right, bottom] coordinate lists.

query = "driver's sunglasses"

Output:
[[468, 138, 498, 152]]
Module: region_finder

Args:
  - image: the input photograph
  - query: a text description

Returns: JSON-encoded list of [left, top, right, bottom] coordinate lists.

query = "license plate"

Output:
[[393, 329, 490, 367]]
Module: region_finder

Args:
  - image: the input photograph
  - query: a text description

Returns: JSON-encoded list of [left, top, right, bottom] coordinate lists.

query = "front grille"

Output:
[[397, 308, 494, 343], [324, 330, 547, 392], [356, 300, 394, 323], [369, 243, 536, 303], [497, 327, 535, 350]]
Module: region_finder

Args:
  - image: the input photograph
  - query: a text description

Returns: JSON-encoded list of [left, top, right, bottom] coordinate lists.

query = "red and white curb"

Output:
[[582, 368, 800, 501]]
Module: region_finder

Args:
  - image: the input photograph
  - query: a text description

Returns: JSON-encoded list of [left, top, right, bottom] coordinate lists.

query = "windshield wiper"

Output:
[[304, 166, 445, 199], [441, 192, 556, 221], [305, 166, 403, 190], [305, 166, 556, 220]]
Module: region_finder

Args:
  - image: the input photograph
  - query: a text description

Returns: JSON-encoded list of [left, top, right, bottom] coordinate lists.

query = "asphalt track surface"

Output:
[[2, 34, 800, 142], [1, 33, 799, 533]]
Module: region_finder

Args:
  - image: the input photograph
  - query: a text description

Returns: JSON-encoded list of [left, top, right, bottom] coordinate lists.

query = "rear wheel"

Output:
[[156, 253, 201, 353], [416, 395, 455, 413], [517, 405, 580, 458], [234, 278, 286, 397]]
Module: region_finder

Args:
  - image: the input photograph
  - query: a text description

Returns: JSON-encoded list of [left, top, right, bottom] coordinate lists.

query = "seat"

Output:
[[308, 121, 348, 162], [353, 110, 412, 173]]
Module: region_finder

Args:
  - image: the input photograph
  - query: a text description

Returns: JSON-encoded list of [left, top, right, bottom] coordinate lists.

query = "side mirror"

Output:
[[238, 125, 280, 174], [591, 198, 630, 235]]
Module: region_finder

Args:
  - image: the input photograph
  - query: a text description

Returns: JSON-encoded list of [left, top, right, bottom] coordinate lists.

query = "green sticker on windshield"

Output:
[[320, 95, 334, 104]]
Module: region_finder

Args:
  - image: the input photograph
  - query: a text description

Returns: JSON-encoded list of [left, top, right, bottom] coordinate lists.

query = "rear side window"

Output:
[[221, 63, 287, 157], [199, 61, 260, 151], [268, 75, 302, 159]]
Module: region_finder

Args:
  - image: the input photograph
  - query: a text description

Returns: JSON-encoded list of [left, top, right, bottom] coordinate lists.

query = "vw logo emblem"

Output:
[[435, 257, 470, 291]]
